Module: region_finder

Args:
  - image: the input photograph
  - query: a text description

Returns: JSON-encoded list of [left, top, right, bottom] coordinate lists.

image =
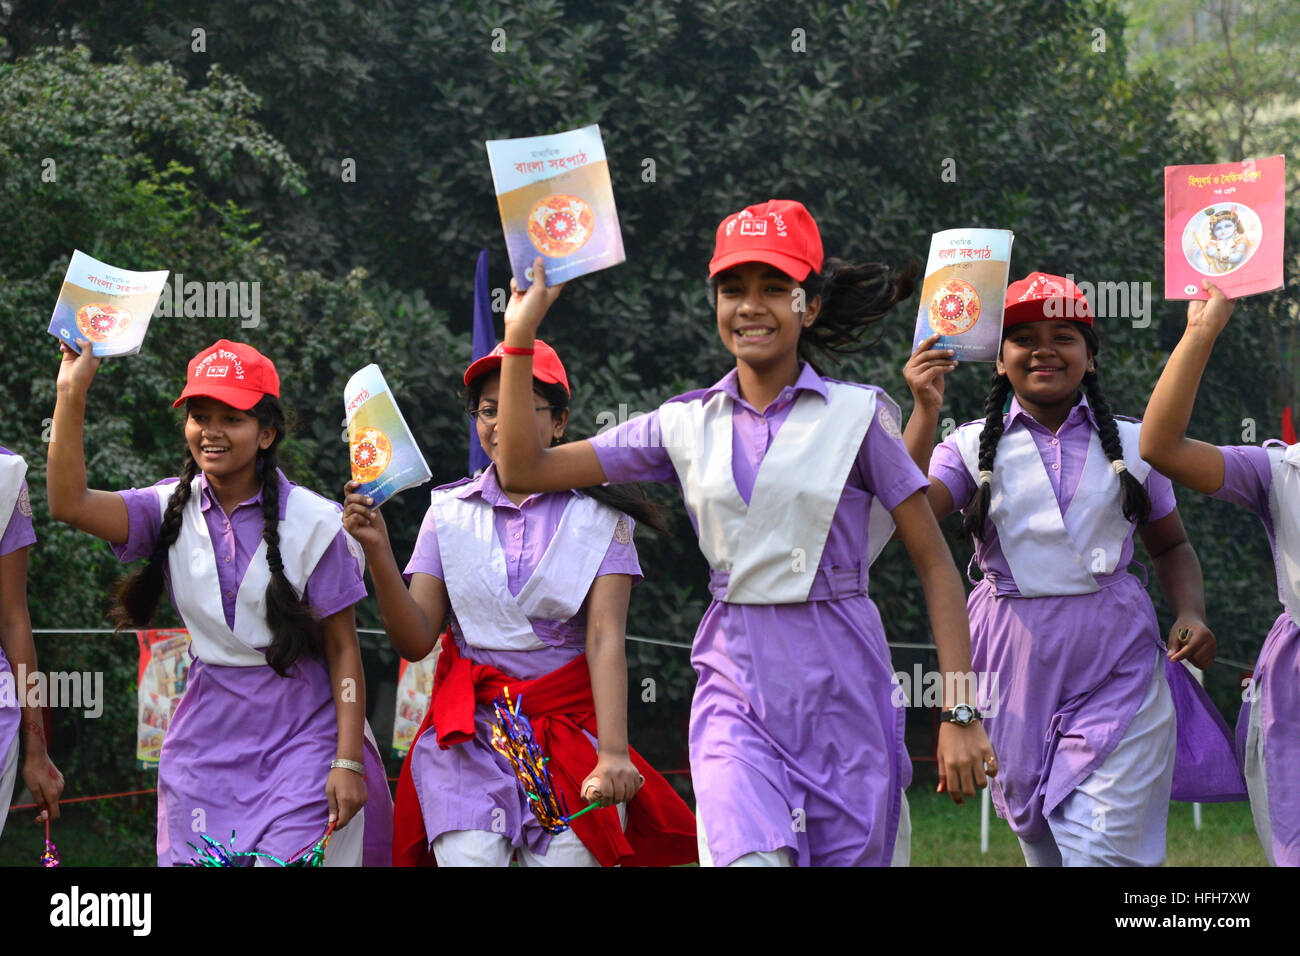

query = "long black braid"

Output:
[[108, 455, 199, 630], [962, 325, 1150, 541], [1081, 369, 1150, 525], [109, 396, 323, 677], [258, 436, 325, 677], [961, 372, 1012, 542]]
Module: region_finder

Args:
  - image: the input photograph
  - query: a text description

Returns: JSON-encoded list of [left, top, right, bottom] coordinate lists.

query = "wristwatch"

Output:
[[939, 704, 982, 727]]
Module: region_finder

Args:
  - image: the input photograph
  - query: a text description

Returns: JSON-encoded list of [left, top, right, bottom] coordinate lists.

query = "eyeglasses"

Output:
[[467, 405, 558, 424]]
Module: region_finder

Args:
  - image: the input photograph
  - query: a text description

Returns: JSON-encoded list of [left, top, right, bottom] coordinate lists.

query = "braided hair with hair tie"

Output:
[[108, 395, 324, 677]]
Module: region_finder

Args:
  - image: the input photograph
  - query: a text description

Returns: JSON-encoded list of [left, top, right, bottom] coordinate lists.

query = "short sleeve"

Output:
[[111, 479, 180, 563], [594, 514, 642, 586], [929, 434, 978, 513], [1143, 466, 1178, 523], [304, 530, 368, 619], [0, 481, 36, 556], [403, 504, 443, 582], [1208, 445, 1272, 519], [590, 407, 677, 484], [855, 393, 929, 510]]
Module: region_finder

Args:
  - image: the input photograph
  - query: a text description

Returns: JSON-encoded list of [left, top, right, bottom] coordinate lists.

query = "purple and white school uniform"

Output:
[[931, 396, 1244, 866], [0, 448, 36, 838], [590, 363, 924, 867], [1206, 442, 1300, 866], [114, 469, 393, 866], [401, 463, 640, 866]]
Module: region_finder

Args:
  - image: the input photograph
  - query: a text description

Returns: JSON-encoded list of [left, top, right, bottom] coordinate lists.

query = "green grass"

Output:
[[0, 787, 1270, 867], [907, 786, 1270, 866], [0, 799, 156, 867]]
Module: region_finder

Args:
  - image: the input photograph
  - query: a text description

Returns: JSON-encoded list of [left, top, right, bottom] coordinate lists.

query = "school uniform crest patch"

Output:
[[614, 515, 631, 544]]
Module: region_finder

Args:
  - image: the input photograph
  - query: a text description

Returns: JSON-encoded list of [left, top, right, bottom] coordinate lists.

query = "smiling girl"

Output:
[[345, 341, 695, 867], [47, 338, 393, 866], [494, 199, 995, 867], [903, 272, 1245, 866]]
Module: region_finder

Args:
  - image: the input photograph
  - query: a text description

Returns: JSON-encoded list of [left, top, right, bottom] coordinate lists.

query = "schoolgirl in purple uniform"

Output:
[[1140, 282, 1298, 866], [903, 272, 1245, 866], [0, 447, 63, 836], [493, 200, 996, 867], [48, 338, 393, 866]]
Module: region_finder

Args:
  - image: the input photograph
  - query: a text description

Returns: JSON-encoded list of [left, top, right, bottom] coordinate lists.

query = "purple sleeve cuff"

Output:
[[857, 407, 929, 511], [1144, 467, 1178, 523], [929, 439, 977, 513], [305, 532, 368, 619], [594, 515, 643, 586], [0, 483, 36, 556], [402, 505, 443, 582], [1209, 445, 1272, 519], [589, 409, 677, 484], [111, 481, 177, 563]]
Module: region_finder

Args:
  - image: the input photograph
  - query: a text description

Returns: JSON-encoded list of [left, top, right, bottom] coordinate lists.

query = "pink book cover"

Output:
[[1164, 155, 1285, 300]]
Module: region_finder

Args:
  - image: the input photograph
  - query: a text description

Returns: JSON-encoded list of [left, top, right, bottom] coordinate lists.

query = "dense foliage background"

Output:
[[0, 0, 1296, 853]]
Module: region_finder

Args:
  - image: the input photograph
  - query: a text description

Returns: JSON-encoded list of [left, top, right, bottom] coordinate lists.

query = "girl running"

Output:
[[904, 272, 1245, 866], [347, 340, 696, 867], [1140, 282, 1297, 866], [48, 338, 393, 866], [495, 200, 995, 867], [0, 447, 63, 836]]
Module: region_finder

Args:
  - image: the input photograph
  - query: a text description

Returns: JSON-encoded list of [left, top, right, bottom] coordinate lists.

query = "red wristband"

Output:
[[501, 346, 534, 356]]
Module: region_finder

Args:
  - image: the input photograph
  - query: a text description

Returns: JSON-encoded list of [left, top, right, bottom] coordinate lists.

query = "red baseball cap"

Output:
[[709, 199, 824, 281], [173, 339, 280, 410], [1003, 272, 1093, 328], [463, 338, 570, 395]]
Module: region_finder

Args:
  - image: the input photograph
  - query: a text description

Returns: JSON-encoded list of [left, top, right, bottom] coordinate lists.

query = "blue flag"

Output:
[[469, 249, 495, 476]]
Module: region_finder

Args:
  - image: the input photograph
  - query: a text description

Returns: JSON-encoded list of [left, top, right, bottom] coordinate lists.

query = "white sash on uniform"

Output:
[[0, 455, 27, 545], [659, 382, 893, 605], [1266, 444, 1300, 626], [432, 488, 620, 652], [953, 418, 1150, 597], [158, 478, 360, 667]]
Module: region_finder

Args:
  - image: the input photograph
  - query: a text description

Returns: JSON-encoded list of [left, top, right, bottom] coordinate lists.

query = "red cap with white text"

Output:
[[1003, 272, 1094, 328], [172, 339, 280, 410], [708, 199, 824, 281]]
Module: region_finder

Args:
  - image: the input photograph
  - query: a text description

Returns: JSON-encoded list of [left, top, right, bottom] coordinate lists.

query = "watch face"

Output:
[[953, 704, 973, 725]]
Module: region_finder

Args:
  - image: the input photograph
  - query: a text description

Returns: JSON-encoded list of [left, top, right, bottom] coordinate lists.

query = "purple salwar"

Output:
[[592, 364, 927, 866]]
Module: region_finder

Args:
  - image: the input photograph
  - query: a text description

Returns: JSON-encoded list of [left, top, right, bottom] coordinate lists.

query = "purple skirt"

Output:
[[689, 594, 908, 867], [970, 576, 1243, 843], [157, 655, 393, 866], [1237, 611, 1300, 866]]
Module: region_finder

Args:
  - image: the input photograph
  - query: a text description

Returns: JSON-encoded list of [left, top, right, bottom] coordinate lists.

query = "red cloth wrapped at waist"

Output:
[[393, 628, 696, 867]]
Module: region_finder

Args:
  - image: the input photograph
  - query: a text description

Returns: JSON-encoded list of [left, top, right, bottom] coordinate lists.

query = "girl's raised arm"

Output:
[[1139, 283, 1234, 496], [47, 341, 130, 543], [496, 259, 609, 494]]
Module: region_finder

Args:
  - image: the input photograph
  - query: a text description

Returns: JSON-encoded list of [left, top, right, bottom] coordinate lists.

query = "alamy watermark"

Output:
[[152, 273, 261, 329], [891, 665, 1000, 717], [0, 664, 103, 718]]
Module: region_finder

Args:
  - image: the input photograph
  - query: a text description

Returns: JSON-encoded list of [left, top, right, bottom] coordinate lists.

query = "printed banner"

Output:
[[136, 629, 191, 770], [391, 645, 440, 758]]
